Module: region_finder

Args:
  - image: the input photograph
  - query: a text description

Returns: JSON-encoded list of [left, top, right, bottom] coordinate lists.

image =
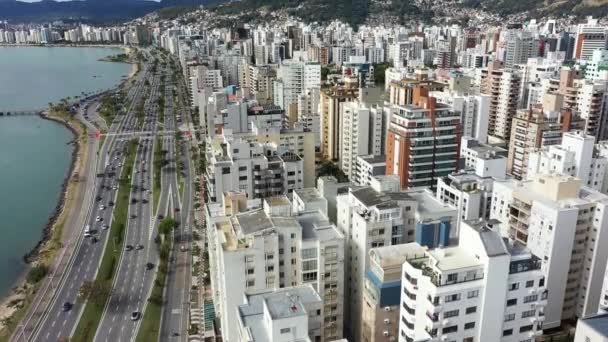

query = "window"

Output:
[[539, 277, 545, 287], [524, 295, 538, 303], [291, 246, 297, 253], [445, 294, 461, 303], [444, 309, 459, 318], [509, 283, 519, 291], [526, 280, 534, 288], [519, 325, 533, 333], [266, 254, 274, 260], [239, 176, 247, 181], [522, 309, 536, 318], [238, 166, 247, 171], [303, 272, 317, 281], [280, 327, 291, 334], [302, 260, 317, 271], [247, 268, 254, 274], [504, 313, 515, 322], [246, 280, 255, 287], [301, 248, 317, 259], [266, 265, 274, 272], [447, 273, 458, 283], [463, 338, 474, 342], [503, 329, 513, 336], [442, 325, 458, 334], [222, 167, 230, 174], [507, 299, 517, 306], [464, 322, 475, 330], [465, 306, 477, 314], [467, 290, 479, 298]]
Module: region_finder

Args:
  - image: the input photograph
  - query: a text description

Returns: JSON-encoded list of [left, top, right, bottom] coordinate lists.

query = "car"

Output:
[[112, 185, 118, 190], [142, 199, 148, 204], [95, 196, 102, 202], [135, 244, 144, 251], [131, 198, 138, 204], [62, 302, 72, 312], [146, 262, 154, 270], [180, 245, 188, 252], [130, 311, 140, 321], [91, 237, 98, 244], [130, 214, 137, 219], [125, 245, 133, 251], [174, 208, 180, 212], [157, 214, 164, 220], [108, 201, 114, 207], [99, 205, 105, 210], [95, 216, 102, 222], [101, 223, 109, 230]]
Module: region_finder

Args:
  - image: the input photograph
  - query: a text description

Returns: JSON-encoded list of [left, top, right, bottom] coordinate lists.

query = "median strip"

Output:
[[71, 139, 138, 342], [135, 217, 178, 342]]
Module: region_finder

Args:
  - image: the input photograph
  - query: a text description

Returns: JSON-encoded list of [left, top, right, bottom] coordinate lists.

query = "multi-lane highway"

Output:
[[17, 49, 196, 342], [26, 64, 151, 342], [159, 62, 194, 342], [94, 67, 162, 342]]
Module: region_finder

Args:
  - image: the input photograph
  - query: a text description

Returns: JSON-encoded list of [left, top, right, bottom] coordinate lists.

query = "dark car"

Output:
[[135, 244, 144, 251], [95, 196, 102, 202], [91, 237, 98, 244], [174, 208, 180, 212], [145, 262, 154, 270], [125, 245, 133, 251], [130, 214, 137, 219], [108, 201, 115, 207], [62, 302, 72, 312], [130, 311, 140, 321], [157, 214, 164, 220]]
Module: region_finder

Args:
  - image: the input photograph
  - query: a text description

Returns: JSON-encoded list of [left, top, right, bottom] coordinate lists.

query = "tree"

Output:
[[317, 161, 349, 182], [79, 281, 111, 306], [159, 217, 179, 235], [27, 265, 49, 284]]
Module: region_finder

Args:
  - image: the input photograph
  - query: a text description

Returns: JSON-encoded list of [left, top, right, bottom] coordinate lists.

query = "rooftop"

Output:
[[294, 188, 325, 204], [578, 312, 608, 336], [297, 211, 343, 241], [350, 186, 412, 209], [358, 154, 387, 165]]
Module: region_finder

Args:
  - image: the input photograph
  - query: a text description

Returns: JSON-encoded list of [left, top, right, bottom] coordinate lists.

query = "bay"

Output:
[[0, 47, 130, 297]]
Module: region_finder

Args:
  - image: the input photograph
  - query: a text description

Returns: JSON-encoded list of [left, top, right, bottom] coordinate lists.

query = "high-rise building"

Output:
[[386, 87, 461, 190], [320, 83, 360, 161], [207, 195, 345, 342], [479, 61, 522, 143], [506, 100, 583, 180], [491, 174, 608, 328], [574, 17, 608, 61], [337, 183, 457, 340], [399, 219, 547, 342], [340, 101, 383, 179]]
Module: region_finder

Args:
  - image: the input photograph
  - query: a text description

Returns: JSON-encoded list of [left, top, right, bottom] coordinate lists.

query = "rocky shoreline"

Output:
[[22, 112, 80, 264]]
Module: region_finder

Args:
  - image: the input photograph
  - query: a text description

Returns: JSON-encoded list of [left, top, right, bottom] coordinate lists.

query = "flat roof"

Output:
[[580, 312, 608, 336], [428, 246, 483, 271], [294, 188, 325, 203], [351, 187, 412, 209], [407, 189, 455, 217], [297, 211, 343, 241], [235, 209, 274, 235]]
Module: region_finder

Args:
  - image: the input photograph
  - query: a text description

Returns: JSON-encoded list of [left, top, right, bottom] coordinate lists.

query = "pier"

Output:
[[0, 109, 44, 116]]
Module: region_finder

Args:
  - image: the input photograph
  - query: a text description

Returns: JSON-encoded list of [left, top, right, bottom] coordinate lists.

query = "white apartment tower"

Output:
[[399, 219, 547, 342], [340, 101, 383, 179], [491, 174, 608, 328]]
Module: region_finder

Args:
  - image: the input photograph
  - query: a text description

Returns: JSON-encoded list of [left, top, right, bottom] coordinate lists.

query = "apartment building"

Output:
[[236, 285, 323, 341], [340, 101, 383, 179], [527, 131, 608, 192], [399, 219, 547, 342], [460, 137, 508, 177], [205, 135, 304, 203], [479, 61, 521, 143], [386, 87, 461, 190], [432, 90, 491, 143], [273, 60, 321, 110], [506, 102, 583, 180], [336, 184, 457, 340], [574, 17, 608, 61], [491, 174, 608, 328], [206, 195, 345, 342], [355, 155, 387, 186], [388, 74, 445, 106], [361, 244, 428, 342], [320, 83, 360, 161]]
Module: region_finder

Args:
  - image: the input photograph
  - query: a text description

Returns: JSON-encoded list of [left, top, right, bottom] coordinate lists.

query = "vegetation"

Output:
[[373, 62, 390, 86], [98, 94, 122, 125], [26, 265, 49, 284], [210, 0, 370, 27], [135, 217, 178, 342], [157, 6, 196, 20], [317, 160, 349, 183], [153, 136, 165, 211], [72, 139, 138, 342], [100, 54, 129, 63]]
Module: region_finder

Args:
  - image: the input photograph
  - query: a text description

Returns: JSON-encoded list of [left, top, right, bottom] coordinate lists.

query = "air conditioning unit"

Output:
[[384, 306, 392, 312], [384, 318, 390, 325], [383, 331, 389, 337]]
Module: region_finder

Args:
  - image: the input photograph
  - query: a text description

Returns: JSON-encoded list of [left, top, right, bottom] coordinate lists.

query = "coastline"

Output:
[[0, 110, 81, 331], [0, 45, 140, 337]]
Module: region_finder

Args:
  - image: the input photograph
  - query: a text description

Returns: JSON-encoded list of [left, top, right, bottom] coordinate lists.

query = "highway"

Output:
[[27, 63, 151, 342], [94, 66, 163, 342], [159, 60, 194, 342]]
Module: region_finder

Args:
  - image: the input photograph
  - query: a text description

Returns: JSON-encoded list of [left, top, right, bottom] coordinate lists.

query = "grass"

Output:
[[71, 139, 138, 342], [135, 218, 175, 342]]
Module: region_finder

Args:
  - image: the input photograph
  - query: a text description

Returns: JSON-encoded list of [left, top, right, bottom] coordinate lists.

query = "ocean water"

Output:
[[0, 47, 130, 297]]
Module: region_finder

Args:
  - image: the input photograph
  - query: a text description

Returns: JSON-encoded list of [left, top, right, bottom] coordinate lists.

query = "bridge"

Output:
[[0, 109, 44, 116]]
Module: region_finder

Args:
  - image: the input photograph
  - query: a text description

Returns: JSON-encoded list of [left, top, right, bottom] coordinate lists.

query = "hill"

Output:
[[0, 0, 222, 23]]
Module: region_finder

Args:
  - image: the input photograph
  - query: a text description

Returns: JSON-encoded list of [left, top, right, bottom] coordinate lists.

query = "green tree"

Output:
[[79, 281, 111, 306], [159, 217, 179, 235], [27, 265, 49, 284]]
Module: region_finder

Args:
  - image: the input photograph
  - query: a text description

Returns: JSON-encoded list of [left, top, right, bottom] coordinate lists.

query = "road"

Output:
[[159, 55, 194, 342], [26, 64, 151, 342], [94, 67, 163, 342]]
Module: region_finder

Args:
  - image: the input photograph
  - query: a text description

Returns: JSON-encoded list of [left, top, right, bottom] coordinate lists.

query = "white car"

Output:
[[112, 185, 118, 190], [95, 216, 102, 222], [101, 223, 109, 230], [99, 205, 105, 210]]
